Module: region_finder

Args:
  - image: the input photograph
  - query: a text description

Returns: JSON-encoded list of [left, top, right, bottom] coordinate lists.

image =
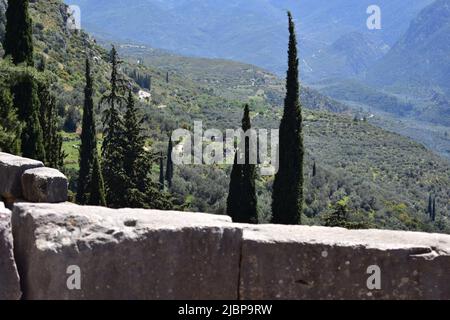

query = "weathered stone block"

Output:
[[0, 205, 21, 300], [0, 152, 44, 202], [21, 168, 68, 203], [239, 225, 450, 300], [12, 203, 241, 300]]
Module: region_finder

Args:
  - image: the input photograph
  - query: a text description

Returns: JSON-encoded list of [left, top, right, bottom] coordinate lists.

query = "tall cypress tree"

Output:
[[227, 104, 258, 223], [3, 0, 34, 66], [428, 194, 433, 217], [159, 152, 165, 191], [101, 46, 127, 208], [14, 73, 45, 161], [88, 151, 107, 207], [165, 137, 174, 189], [77, 58, 98, 204], [271, 12, 304, 225], [432, 197, 437, 222], [38, 80, 66, 169]]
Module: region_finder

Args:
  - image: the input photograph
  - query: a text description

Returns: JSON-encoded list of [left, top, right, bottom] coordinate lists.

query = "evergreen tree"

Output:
[[227, 104, 258, 223], [101, 46, 128, 208], [165, 136, 174, 189], [13, 73, 45, 161], [227, 152, 242, 220], [88, 150, 107, 207], [123, 90, 146, 185], [432, 197, 437, 222], [38, 81, 66, 169], [77, 58, 98, 204], [271, 12, 304, 225], [159, 152, 165, 191], [428, 194, 433, 217], [3, 0, 34, 66], [0, 81, 22, 154]]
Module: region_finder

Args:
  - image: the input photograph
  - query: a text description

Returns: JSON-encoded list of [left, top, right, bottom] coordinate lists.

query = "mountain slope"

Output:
[[367, 0, 450, 96]]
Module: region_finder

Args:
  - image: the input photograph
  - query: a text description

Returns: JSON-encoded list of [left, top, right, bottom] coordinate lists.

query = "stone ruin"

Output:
[[1, 152, 450, 300]]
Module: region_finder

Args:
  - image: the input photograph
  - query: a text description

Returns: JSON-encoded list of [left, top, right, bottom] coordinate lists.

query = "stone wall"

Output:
[[1, 152, 450, 300]]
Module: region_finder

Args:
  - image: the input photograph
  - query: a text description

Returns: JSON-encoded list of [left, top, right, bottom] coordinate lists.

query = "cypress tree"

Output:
[[227, 104, 258, 223], [428, 194, 433, 217], [13, 73, 45, 161], [165, 137, 174, 189], [159, 152, 165, 191], [432, 197, 437, 222], [227, 152, 242, 220], [101, 46, 127, 208], [271, 12, 304, 225], [38, 81, 66, 169], [3, 0, 34, 66], [0, 81, 22, 154], [77, 58, 98, 204], [88, 151, 107, 207]]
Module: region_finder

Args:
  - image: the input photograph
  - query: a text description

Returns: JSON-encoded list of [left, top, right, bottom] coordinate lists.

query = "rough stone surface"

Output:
[[12, 203, 241, 300], [0, 152, 44, 202], [239, 225, 450, 300], [0, 204, 21, 300], [21, 168, 68, 203]]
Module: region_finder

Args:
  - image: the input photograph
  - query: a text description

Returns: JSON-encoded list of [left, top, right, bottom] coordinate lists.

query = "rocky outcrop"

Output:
[[12, 203, 241, 300], [0, 152, 44, 203], [239, 225, 450, 300], [9, 202, 450, 300], [21, 168, 68, 203], [0, 203, 21, 300]]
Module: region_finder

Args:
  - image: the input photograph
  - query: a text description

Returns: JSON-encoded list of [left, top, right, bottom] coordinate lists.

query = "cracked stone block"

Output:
[[21, 168, 68, 203], [12, 203, 241, 300], [0, 205, 21, 300], [0, 152, 44, 203], [239, 225, 450, 300]]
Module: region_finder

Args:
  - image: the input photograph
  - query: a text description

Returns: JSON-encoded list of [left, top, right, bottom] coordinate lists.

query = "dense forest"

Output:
[[1, 0, 449, 234]]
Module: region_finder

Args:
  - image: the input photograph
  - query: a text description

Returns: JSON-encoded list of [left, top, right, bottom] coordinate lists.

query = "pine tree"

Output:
[[271, 12, 304, 225], [165, 136, 174, 189], [13, 73, 45, 161], [123, 90, 146, 184], [121, 90, 173, 209], [101, 46, 128, 208], [88, 150, 107, 207], [0, 81, 22, 154], [227, 104, 258, 223], [159, 152, 165, 191], [77, 58, 98, 204], [3, 0, 34, 66]]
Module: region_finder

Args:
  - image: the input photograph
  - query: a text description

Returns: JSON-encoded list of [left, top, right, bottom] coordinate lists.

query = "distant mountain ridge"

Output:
[[367, 0, 450, 97], [66, 0, 432, 81]]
